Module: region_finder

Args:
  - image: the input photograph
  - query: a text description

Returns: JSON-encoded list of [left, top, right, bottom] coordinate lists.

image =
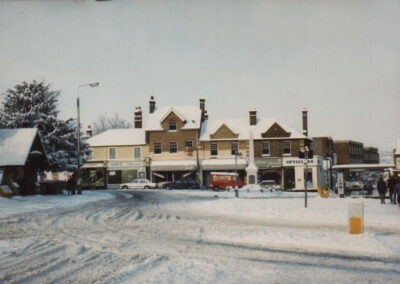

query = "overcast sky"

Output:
[[0, 0, 399, 152]]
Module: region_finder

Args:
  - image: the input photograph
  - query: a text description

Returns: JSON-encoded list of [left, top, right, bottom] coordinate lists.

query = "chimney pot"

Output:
[[86, 125, 93, 137], [302, 108, 308, 136]]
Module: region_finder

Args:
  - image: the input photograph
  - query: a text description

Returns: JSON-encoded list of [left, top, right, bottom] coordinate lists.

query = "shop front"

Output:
[[282, 156, 325, 190], [200, 158, 248, 187], [106, 160, 147, 189], [255, 157, 282, 185], [151, 160, 197, 183], [81, 162, 107, 189]]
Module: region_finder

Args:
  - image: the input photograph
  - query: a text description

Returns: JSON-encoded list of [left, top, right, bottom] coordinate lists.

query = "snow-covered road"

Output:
[[0, 190, 399, 283]]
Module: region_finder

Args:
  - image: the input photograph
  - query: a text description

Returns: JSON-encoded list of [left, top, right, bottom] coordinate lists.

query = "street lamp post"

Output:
[[77, 82, 99, 194], [234, 151, 242, 198]]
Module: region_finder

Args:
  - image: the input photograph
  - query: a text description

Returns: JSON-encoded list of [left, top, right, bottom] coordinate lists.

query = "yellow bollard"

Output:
[[349, 217, 362, 234]]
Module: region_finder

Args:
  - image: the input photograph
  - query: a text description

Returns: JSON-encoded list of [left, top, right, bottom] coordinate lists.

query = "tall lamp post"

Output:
[[234, 151, 242, 198], [77, 82, 99, 194]]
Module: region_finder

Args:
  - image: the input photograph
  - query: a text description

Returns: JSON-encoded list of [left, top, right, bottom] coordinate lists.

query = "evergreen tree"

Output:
[[0, 80, 87, 171]]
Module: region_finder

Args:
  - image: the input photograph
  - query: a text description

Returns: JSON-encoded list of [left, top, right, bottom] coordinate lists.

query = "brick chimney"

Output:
[[134, 106, 142, 128], [149, 96, 156, 114], [86, 125, 92, 137], [302, 108, 308, 136], [199, 98, 206, 121], [249, 109, 257, 126], [204, 110, 208, 120]]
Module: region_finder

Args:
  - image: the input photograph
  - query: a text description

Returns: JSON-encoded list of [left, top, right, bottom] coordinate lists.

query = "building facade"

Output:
[[333, 140, 364, 164], [363, 147, 379, 164], [145, 97, 204, 183]]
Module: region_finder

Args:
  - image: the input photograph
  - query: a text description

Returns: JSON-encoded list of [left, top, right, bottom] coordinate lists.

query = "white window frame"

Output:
[[134, 147, 141, 159], [169, 119, 177, 131], [211, 143, 218, 156], [262, 141, 270, 156], [185, 140, 193, 149], [169, 141, 178, 153], [108, 147, 117, 160], [282, 141, 291, 156], [154, 141, 162, 154]]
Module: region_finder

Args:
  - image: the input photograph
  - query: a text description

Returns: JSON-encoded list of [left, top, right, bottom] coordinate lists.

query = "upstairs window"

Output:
[[169, 119, 177, 131], [211, 143, 218, 156], [134, 147, 141, 159], [169, 141, 177, 153], [262, 141, 270, 155], [185, 140, 193, 149], [283, 141, 291, 155], [108, 148, 116, 160], [154, 141, 161, 154], [231, 142, 238, 155]]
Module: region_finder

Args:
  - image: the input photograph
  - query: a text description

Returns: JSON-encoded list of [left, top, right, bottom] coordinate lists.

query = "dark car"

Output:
[[163, 179, 200, 189]]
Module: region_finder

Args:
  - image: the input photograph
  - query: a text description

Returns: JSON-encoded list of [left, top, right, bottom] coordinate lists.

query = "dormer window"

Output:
[[169, 119, 177, 131]]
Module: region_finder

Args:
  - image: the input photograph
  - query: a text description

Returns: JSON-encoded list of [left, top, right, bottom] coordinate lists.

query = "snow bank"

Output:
[[0, 190, 114, 218]]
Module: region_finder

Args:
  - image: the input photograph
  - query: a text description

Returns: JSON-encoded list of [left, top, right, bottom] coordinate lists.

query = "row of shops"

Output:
[[82, 156, 328, 190]]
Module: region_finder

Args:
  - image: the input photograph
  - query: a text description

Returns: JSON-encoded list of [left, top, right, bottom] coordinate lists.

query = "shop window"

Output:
[[108, 148, 116, 160], [170, 141, 177, 153], [262, 141, 270, 155], [134, 147, 141, 159], [169, 119, 177, 131], [154, 141, 161, 154], [231, 142, 238, 155], [283, 141, 291, 155], [211, 143, 218, 156]]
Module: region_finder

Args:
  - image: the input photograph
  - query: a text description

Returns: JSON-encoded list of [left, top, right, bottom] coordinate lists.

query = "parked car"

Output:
[[120, 179, 157, 189], [209, 172, 246, 191], [258, 180, 281, 192], [162, 178, 200, 189]]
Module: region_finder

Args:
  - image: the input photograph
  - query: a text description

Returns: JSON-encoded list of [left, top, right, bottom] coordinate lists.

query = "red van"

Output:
[[209, 172, 246, 191]]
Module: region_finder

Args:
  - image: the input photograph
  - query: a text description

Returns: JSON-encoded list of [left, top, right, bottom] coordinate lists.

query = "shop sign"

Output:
[[107, 161, 144, 169], [255, 157, 282, 168], [283, 157, 317, 167]]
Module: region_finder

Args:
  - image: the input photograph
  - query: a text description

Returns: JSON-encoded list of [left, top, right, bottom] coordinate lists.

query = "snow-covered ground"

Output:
[[0, 190, 115, 218], [0, 190, 399, 283]]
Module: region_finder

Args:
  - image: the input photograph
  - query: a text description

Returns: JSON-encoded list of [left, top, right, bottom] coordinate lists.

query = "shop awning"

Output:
[[200, 158, 247, 171], [81, 163, 105, 169], [152, 172, 165, 179], [151, 160, 197, 171]]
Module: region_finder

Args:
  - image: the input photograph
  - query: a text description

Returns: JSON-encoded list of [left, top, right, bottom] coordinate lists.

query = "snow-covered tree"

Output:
[[92, 112, 131, 135], [0, 80, 87, 171]]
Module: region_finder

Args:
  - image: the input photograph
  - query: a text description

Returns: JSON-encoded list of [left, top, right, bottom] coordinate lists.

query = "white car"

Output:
[[258, 180, 282, 192], [120, 179, 157, 190]]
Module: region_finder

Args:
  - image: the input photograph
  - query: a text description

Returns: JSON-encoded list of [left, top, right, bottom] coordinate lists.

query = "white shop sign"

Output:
[[283, 157, 318, 167], [108, 161, 144, 168]]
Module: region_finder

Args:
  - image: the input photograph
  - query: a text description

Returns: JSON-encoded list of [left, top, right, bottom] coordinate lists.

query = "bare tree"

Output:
[[92, 113, 132, 135]]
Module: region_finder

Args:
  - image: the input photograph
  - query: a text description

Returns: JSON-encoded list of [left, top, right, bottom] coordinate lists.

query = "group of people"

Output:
[[377, 175, 400, 205]]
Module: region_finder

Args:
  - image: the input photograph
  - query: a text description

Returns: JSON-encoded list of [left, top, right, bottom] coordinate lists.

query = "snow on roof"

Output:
[[199, 118, 307, 141], [87, 129, 146, 147], [0, 128, 38, 166], [145, 106, 202, 131]]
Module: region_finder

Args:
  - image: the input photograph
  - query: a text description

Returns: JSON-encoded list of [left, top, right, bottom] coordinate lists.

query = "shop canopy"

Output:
[[200, 158, 248, 171], [151, 160, 197, 171]]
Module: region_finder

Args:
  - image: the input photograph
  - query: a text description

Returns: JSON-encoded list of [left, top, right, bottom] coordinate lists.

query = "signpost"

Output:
[[337, 172, 345, 198]]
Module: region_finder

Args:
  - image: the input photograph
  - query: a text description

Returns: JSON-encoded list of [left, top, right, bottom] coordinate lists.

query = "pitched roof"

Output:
[[145, 106, 202, 131], [0, 128, 39, 166], [199, 118, 307, 141], [87, 129, 146, 147]]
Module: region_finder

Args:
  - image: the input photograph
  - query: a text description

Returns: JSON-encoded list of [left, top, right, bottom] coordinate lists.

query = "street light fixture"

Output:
[[76, 82, 99, 194]]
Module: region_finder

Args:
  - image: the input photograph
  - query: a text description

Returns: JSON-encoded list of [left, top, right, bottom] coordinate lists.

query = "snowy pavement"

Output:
[[0, 190, 399, 283]]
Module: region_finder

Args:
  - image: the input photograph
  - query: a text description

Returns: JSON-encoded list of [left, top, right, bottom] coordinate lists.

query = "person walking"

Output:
[[395, 178, 400, 207], [377, 177, 387, 204], [66, 175, 73, 195], [387, 175, 396, 204]]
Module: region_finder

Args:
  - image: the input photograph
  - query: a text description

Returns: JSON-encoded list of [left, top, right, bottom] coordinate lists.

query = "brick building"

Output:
[[145, 97, 204, 182], [333, 140, 364, 164], [363, 147, 379, 164]]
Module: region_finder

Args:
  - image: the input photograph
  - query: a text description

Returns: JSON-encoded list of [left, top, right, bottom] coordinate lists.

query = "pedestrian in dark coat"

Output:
[[377, 177, 387, 204], [387, 176, 396, 204], [395, 179, 400, 207], [66, 176, 73, 195]]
